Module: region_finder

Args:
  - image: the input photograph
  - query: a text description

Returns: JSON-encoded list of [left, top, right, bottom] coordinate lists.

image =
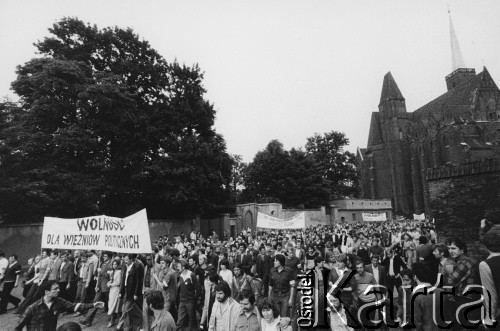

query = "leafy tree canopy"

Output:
[[0, 18, 233, 223], [242, 131, 357, 208]]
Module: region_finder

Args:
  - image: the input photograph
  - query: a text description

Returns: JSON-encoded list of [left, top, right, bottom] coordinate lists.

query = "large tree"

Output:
[[0, 18, 233, 223], [242, 131, 357, 208], [305, 131, 357, 199], [242, 140, 331, 208]]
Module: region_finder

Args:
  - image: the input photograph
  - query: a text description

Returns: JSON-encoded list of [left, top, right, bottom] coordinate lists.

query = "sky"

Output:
[[1, 0, 500, 163]]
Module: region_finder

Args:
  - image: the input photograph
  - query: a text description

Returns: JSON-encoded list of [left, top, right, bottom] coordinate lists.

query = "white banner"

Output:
[[413, 213, 425, 221], [257, 212, 305, 229], [362, 212, 387, 222], [41, 209, 152, 253]]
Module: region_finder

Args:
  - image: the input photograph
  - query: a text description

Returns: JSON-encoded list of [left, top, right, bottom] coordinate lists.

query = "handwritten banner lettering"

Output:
[[361, 212, 387, 222], [413, 213, 425, 221], [257, 212, 305, 229], [41, 209, 152, 253]]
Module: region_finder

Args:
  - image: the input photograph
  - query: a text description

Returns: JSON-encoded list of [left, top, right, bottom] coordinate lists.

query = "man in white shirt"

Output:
[[365, 255, 386, 288], [175, 237, 186, 256]]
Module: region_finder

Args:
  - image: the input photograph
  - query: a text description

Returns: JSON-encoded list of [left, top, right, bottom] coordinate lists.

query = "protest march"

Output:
[[1, 208, 499, 331]]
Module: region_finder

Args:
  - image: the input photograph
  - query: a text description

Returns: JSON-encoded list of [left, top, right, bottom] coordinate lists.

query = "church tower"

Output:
[[445, 11, 476, 90], [378, 72, 413, 215]]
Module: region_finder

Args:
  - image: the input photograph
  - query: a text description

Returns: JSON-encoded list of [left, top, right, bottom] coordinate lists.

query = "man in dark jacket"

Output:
[[237, 243, 253, 274], [117, 253, 144, 330], [176, 260, 201, 330], [381, 248, 407, 295], [57, 252, 74, 301], [256, 245, 272, 296]]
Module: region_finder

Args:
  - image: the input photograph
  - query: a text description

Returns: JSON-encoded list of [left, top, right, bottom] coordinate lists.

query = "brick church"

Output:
[[357, 15, 500, 219]]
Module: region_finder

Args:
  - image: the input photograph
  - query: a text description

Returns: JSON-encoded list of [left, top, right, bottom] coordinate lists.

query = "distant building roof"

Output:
[[412, 68, 497, 121]]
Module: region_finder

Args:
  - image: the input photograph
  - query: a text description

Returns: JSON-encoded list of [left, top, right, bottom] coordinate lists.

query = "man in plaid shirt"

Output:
[[445, 237, 480, 327]]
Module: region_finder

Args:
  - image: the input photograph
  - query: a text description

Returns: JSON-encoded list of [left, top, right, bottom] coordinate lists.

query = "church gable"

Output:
[[478, 67, 499, 90]]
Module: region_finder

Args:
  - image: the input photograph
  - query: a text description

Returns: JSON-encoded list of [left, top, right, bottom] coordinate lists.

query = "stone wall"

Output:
[[234, 203, 331, 232], [282, 207, 330, 226], [426, 159, 500, 261]]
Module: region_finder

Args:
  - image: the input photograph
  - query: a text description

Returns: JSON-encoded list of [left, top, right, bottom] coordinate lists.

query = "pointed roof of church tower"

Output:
[[449, 10, 466, 71], [379, 72, 404, 106]]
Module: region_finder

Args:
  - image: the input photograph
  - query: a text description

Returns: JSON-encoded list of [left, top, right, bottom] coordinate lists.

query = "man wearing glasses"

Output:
[[15, 280, 104, 331]]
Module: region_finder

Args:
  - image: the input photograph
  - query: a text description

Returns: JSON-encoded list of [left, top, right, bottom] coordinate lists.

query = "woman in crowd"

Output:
[[323, 252, 337, 271], [107, 259, 122, 328], [218, 259, 233, 285], [402, 233, 416, 268], [396, 268, 414, 328], [259, 297, 292, 331]]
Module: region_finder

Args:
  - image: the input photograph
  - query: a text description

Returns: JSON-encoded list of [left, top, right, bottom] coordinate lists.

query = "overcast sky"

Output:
[[1, 0, 499, 162]]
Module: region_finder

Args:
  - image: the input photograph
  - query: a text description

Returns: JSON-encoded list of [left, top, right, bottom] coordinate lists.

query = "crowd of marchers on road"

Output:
[[1, 216, 500, 331]]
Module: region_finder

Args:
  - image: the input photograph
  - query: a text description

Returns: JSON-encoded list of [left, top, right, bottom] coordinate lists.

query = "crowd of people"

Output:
[[0, 216, 499, 330]]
